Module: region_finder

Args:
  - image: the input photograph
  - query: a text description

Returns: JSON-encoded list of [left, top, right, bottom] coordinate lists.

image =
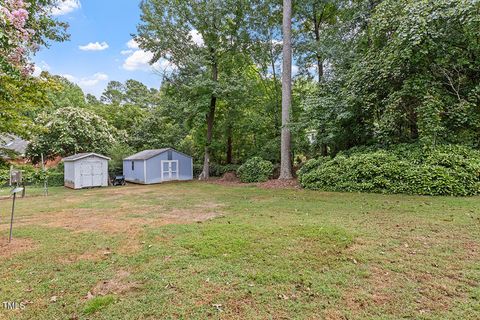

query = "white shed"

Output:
[[63, 153, 110, 189]]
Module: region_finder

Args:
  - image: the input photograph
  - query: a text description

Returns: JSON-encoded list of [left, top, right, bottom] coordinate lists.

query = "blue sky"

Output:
[[33, 0, 162, 97]]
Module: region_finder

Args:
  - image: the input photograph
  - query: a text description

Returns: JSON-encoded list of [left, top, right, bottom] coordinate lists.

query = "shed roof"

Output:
[[63, 153, 111, 162], [124, 148, 192, 161]]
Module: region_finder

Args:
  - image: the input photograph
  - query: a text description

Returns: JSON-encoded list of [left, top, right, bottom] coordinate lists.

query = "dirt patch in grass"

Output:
[[256, 179, 300, 189], [3, 201, 225, 235], [155, 202, 224, 225], [323, 309, 348, 320], [219, 172, 240, 183], [38, 209, 150, 233], [0, 238, 36, 259], [59, 248, 112, 264], [91, 270, 141, 296], [344, 265, 400, 312], [340, 219, 480, 318], [209, 178, 300, 189]]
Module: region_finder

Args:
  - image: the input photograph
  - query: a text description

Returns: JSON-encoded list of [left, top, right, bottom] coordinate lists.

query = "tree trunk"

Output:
[[312, 4, 324, 82], [199, 55, 218, 180], [226, 124, 233, 164], [321, 143, 328, 157], [279, 0, 293, 180], [270, 38, 281, 130]]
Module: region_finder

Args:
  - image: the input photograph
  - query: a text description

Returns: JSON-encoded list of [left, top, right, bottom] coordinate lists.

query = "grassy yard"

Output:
[[0, 182, 479, 319]]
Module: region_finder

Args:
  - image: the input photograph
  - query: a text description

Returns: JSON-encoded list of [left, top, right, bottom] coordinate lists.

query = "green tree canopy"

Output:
[[27, 107, 117, 162]]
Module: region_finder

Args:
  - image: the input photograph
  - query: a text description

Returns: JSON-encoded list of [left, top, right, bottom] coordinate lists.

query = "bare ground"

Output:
[[0, 238, 36, 259]]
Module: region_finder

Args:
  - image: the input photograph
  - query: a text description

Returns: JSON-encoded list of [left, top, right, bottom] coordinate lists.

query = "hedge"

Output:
[[237, 157, 274, 183], [0, 165, 64, 187], [298, 144, 480, 196], [193, 163, 241, 178]]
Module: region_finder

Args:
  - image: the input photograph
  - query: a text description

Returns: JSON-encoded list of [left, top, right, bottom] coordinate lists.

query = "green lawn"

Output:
[[0, 182, 479, 319]]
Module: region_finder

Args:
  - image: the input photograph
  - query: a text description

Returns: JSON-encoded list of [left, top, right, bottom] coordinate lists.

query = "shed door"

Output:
[[80, 160, 103, 187], [161, 160, 179, 181]]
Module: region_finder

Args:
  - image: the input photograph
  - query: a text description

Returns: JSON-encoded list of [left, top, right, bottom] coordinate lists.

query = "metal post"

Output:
[[8, 187, 23, 243], [9, 193, 16, 243], [41, 153, 48, 196]]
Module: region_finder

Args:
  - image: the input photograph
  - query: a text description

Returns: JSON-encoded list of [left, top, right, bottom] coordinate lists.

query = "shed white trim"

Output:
[[63, 153, 111, 162], [161, 160, 179, 181], [143, 159, 147, 183]]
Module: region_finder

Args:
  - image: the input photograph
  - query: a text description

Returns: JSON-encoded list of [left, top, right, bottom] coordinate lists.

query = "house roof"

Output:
[[63, 153, 111, 162], [124, 148, 192, 161], [0, 134, 29, 156]]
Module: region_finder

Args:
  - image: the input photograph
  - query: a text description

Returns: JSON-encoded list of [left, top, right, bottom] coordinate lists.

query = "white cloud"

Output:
[[189, 29, 204, 46], [61, 74, 77, 82], [78, 73, 109, 87], [292, 65, 299, 76], [79, 41, 109, 51], [123, 50, 154, 71], [60, 73, 108, 88], [32, 61, 51, 77], [127, 39, 139, 49], [122, 38, 176, 72], [122, 49, 175, 72], [51, 0, 81, 16], [272, 39, 283, 47]]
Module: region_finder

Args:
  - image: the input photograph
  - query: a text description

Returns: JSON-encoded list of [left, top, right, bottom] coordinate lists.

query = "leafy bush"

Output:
[[106, 142, 135, 175], [298, 144, 480, 196], [237, 157, 274, 183], [193, 163, 241, 178], [45, 170, 64, 187], [26, 107, 117, 163], [210, 163, 241, 177], [0, 164, 64, 187]]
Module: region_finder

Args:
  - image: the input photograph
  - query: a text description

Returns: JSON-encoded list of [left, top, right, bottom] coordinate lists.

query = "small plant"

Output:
[[83, 295, 115, 315], [237, 157, 274, 183]]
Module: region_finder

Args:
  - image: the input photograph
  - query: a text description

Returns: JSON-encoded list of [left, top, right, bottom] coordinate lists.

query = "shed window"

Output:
[[131, 161, 135, 171]]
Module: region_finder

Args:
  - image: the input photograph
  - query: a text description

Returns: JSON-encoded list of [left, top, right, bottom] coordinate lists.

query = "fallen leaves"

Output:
[[212, 303, 223, 312]]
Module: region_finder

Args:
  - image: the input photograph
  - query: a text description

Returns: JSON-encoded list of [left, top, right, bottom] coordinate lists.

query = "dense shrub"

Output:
[[193, 163, 241, 178], [211, 163, 240, 177], [298, 144, 480, 196], [237, 157, 274, 183], [0, 164, 64, 187], [106, 142, 135, 175]]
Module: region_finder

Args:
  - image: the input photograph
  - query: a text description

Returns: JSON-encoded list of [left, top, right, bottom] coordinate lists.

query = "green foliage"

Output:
[[211, 163, 241, 177], [237, 157, 274, 183], [302, 0, 480, 154], [299, 144, 480, 196], [26, 107, 117, 162], [83, 295, 115, 315], [0, 0, 69, 76], [88, 103, 146, 135], [0, 74, 56, 137], [193, 163, 240, 178], [0, 164, 64, 187], [129, 106, 186, 151], [106, 142, 136, 175], [42, 73, 86, 110], [100, 80, 157, 108]]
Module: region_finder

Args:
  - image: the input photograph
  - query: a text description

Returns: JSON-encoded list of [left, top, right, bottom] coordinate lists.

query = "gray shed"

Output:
[[123, 148, 193, 184], [63, 153, 110, 189]]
